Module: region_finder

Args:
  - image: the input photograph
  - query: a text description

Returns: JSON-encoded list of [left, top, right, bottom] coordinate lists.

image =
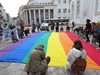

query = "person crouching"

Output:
[[60, 27, 64, 32], [24, 44, 51, 75], [11, 32, 18, 43], [66, 40, 87, 74], [66, 25, 70, 31], [24, 26, 30, 36]]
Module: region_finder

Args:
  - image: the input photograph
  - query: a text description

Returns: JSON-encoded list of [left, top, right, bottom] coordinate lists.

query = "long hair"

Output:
[[73, 40, 83, 50]]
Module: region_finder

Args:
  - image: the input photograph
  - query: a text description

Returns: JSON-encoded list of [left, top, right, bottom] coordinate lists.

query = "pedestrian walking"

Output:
[[85, 19, 91, 42], [24, 44, 51, 75]]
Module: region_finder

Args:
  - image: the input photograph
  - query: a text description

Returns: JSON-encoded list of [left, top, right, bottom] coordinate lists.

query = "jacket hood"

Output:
[[72, 48, 85, 58], [35, 47, 44, 51]]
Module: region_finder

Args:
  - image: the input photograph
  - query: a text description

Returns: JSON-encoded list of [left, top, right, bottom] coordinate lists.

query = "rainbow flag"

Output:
[[0, 32, 100, 70]]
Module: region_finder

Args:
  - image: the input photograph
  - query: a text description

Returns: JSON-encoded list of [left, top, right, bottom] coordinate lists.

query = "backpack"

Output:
[[71, 56, 87, 74]]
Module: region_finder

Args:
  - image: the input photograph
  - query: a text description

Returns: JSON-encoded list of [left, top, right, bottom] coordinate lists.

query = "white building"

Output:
[[18, 0, 69, 25], [69, 0, 100, 27]]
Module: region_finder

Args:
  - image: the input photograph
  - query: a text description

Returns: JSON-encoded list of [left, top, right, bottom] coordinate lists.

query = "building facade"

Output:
[[69, 0, 100, 27], [0, 3, 11, 27], [18, 0, 69, 25]]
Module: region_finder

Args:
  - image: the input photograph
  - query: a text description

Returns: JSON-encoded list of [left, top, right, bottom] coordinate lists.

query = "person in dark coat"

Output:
[[56, 21, 59, 32], [85, 19, 91, 42], [32, 22, 36, 33], [20, 23, 24, 38], [37, 23, 40, 32], [51, 22, 55, 31], [24, 44, 50, 75], [72, 22, 75, 27]]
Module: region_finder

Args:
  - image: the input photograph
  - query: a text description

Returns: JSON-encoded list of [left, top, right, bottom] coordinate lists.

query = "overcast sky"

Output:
[[0, 0, 28, 17]]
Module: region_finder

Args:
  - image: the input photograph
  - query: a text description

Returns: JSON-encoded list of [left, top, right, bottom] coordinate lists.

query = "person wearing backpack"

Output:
[[66, 40, 87, 74]]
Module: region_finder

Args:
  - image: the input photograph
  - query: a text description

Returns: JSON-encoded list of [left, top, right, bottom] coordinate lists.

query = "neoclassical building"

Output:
[[69, 0, 100, 27], [18, 0, 69, 25]]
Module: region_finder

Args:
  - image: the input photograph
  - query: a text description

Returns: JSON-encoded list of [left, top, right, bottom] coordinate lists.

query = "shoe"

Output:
[[97, 48, 100, 50], [86, 40, 90, 42]]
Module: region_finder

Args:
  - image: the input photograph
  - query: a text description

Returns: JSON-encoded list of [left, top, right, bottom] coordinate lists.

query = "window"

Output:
[[48, 3, 50, 5], [95, 0, 100, 15], [45, 3, 47, 5], [58, 0, 61, 4], [58, 17, 61, 19], [37, 3, 39, 5], [72, 3, 74, 19], [40, 3, 41, 5], [43, 3, 44, 5], [51, 3, 53, 5], [58, 9, 61, 13], [63, 9, 66, 13], [63, 0, 66, 3], [97, 0, 100, 12], [76, 0, 80, 18], [34, 3, 36, 5], [63, 17, 66, 18]]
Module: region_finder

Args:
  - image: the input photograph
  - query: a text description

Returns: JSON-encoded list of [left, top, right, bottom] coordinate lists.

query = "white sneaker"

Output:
[[97, 48, 100, 50]]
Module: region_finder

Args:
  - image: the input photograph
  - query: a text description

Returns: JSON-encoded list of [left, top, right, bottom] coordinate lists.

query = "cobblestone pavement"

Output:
[[0, 26, 100, 75]]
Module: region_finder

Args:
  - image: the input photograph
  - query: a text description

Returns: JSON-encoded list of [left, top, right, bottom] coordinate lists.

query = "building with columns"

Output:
[[18, 0, 69, 25], [69, 0, 100, 27]]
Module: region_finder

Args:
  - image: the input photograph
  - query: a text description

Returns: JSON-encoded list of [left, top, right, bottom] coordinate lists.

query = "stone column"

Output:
[[26, 10, 28, 25], [39, 9, 41, 23], [44, 9, 45, 21], [34, 9, 36, 24], [29, 10, 32, 25], [49, 9, 50, 19]]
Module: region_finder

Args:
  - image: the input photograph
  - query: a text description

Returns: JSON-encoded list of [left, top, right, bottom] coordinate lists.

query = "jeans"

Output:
[[45, 56, 50, 64], [17, 29, 22, 38]]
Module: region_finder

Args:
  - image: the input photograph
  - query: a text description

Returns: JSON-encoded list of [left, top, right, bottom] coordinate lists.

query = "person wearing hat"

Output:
[[24, 44, 50, 75], [85, 19, 91, 42]]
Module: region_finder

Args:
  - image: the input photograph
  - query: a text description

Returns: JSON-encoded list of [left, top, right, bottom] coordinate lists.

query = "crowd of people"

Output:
[[72, 19, 100, 50], [0, 22, 36, 43], [0, 19, 100, 75]]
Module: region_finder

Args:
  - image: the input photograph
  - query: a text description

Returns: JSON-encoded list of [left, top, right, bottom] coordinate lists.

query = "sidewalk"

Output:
[[0, 29, 100, 75]]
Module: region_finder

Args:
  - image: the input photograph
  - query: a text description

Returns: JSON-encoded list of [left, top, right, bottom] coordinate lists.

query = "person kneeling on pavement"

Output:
[[24, 44, 51, 75], [24, 26, 30, 36], [60, 27, 64, 32], [67, 40, 87, 74], [11, 32, 18, 43]]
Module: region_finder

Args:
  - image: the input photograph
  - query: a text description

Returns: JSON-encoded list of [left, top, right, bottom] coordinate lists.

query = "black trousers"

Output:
[[86, 31, 90, 41]]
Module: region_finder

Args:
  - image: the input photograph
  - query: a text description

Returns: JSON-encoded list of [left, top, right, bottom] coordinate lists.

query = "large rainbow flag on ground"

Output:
[[0, 32, 100, 70]]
